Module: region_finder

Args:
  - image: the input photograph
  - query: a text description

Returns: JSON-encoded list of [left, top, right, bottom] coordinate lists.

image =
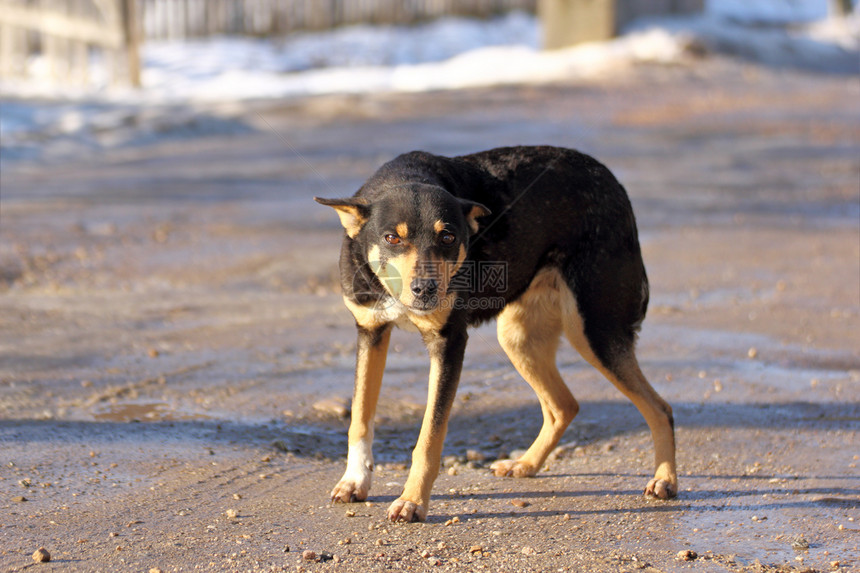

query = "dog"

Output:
[[315, 146, 677, 523]]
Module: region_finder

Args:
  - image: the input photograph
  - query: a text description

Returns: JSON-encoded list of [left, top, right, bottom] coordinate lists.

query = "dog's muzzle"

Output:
[[410, 278, 439, 310]]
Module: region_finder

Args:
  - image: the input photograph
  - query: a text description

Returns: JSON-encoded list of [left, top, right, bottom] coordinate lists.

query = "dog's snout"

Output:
[[411, 278, 438, 298]]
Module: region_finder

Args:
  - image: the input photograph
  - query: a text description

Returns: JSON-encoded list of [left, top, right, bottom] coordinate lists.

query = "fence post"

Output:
[[122, 0, 141, 86], [0, 22, 14, 77], [538, 0, 615, 49], [830, 0, 854, 16], [539, 0, 704, 50]]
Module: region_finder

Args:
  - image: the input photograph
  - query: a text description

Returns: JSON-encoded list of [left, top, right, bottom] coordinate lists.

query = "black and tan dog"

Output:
[[315, 146, 676, 523]]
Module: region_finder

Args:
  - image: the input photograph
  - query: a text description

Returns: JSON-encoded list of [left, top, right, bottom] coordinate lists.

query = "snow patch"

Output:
[[1, 4, 858, 164]]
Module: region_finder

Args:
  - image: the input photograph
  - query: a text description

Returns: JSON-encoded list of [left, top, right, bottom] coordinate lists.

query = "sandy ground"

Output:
[[1, 58, 858, 572]]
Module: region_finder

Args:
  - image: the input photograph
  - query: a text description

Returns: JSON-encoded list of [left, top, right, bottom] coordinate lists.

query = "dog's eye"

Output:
[[439, 233, 456, 246], [384, 234, 401, 245]]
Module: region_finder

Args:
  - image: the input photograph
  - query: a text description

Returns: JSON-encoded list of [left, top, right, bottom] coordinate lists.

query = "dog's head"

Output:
[[316, 184, 490, 313]]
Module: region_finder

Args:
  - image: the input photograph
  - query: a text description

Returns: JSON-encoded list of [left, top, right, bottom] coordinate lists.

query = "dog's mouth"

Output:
[[409, 295, 440, 313]]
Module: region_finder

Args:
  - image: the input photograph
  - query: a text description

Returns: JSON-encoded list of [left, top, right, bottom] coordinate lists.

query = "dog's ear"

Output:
[[460, 200, 491, 234], [315, 197, 371, 239]]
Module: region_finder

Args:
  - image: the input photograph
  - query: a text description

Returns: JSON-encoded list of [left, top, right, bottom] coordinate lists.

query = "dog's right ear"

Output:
[[315, 197, 370, 239], [459, 199, 491, 235]]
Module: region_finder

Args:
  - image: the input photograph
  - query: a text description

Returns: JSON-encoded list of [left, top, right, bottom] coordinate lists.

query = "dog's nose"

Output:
[[411, 278, 438, 298]]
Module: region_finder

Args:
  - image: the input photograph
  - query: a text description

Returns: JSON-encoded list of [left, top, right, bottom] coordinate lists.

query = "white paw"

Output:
[[331, 440, 373, 503], [331, 476, 370, 503]]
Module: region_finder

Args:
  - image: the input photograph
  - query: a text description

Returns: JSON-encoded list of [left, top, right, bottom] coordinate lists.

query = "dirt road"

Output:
[[1, 58, 858, 572]]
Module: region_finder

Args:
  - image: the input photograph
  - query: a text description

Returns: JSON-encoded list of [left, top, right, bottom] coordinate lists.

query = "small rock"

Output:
[[550, 441, 578, 460], [318, 552, 334, 563], [830, 561, 841, 569], [748, 347, 758, 359], [510, 499, 529, 508], [521, 546, 537, 556], [345, 510, 356, 517], [13, 496, 27, 502], [791, 536, 810, 551], [420, 549, 432, 558], [233, 493, 242, 500], [302, 549, 317, 561], [312, 398, 350, 418], [147, 348, 160, 358], [150, 569, 164, 573], [447, 466, 458, 476], [676, 550, 697, 561], [272, 439, 293, 452], [32, 548, 51, 563], [469, 545, 483, 554], [225, 508, 238, 519]]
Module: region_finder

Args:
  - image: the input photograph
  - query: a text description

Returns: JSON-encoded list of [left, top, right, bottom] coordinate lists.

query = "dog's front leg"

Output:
[[388, 326, 467, 522], [331, 324, 392, 503]]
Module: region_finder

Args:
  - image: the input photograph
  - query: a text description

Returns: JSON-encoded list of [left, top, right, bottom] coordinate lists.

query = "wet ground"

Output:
[[1, 58, 858, 572]]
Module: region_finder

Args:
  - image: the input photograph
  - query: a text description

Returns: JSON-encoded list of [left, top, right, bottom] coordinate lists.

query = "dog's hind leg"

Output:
[[491, 269, 579, 478], [606, 355, 676, 499], [559, 285, 678, 499], [331, 323, 392, 503]]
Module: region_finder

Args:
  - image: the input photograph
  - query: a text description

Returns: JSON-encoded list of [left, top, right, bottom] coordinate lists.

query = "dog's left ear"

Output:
[[315, 196, 371, 239], [460, 200, 491, 234]]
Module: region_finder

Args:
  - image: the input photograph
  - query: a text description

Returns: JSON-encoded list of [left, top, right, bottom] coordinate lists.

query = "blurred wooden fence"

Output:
[[0, 0, 535, 86], [0, 0, 140, 86], [1, 0, 855, 87], [139, 0, 538, 39]]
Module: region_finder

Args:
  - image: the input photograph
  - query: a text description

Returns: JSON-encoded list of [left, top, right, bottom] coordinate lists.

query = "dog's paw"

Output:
[[490, 459, 538, 478], [330, 478, 369, 503], [644, 478, 677, 500], [387, 498, 426, 522]]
